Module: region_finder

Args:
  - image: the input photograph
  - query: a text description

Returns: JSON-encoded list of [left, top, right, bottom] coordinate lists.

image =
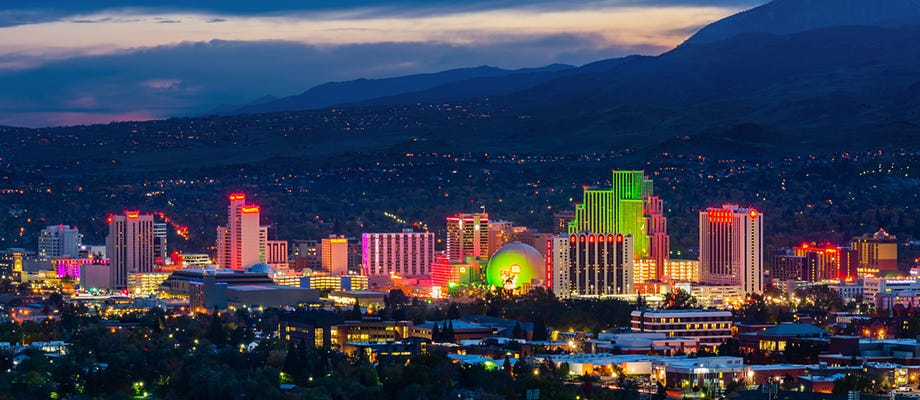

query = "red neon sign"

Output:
[[229, 193, 246, 201], [125, 211, 140, 219], [240, 206, 260, 214]]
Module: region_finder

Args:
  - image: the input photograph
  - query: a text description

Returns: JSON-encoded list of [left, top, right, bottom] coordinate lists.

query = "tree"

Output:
[[532, 318, 548, 341], [661, 289, 698, 310], [431, 323, 441, 342], [512, 322, 523, 339]]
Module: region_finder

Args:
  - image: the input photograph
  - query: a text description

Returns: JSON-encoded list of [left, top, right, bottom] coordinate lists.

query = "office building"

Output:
[[153, 222, 168, 263], [550, 233, 634, 298], [852, 228, 898, 277], [127, 272, 171, 296], [321, 236, 349, 275], [215, 193, 268, 270], [446, 213, 489, 263], [699, 204, 763, 294], [630, 309, 733, 349], [361, 230, 435, 276], [38, 225, 82, 259], [291, 239, 322, 271], [106, 211, 155, 289]]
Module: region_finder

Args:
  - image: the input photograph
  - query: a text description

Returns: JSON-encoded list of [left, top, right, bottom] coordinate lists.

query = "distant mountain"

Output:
[[499, 23, 920, 155], [233, 64, 573, 114], [350, 60, 637, 107], [685, 0, 920, 44]]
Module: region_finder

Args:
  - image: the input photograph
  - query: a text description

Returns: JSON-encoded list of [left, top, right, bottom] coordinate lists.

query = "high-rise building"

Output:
[[550, 233, 634, 298], [38, 225, 82, 259], [106, 211, 155, 289], [487, 220, 514, 258], [153, 222, 168, 263], [772, 244, 859, 283], [361, 230, 435, 276], [446, 213, 489, 263], [770, 251, 806, 282], [321, 236, 349, 275], [644, 195, 669, 279], [699, 204, 763, 294], [569, 171, 652, 256], [215, 193, 269, 270], [567, 170, 669, 280], [851, 228, 898, 277]]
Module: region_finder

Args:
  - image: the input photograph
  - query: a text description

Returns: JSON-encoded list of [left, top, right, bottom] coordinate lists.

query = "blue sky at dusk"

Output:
[[0, 0, 764, 127]]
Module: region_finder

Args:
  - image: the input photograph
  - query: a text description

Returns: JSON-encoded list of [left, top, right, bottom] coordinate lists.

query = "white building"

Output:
[[551, 233, 634, 298], [153, 222, 168, 262], [215, 193, 268, 270], [266, 240, 289, 271], [106, 211, 154, 289], [38, 225, 82, 259], [361, 230, 435, 276], [630, 309, 733, 349], [699, 204, 763, 294]]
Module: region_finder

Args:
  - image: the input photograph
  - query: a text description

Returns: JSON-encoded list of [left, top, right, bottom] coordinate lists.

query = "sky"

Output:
[[0, 0, 764, 128]]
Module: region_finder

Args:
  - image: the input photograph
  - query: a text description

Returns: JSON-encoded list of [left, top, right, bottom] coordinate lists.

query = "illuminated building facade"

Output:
[[321, 236, 349, 275], [851, 229, 898, 277], [53, 257, 109, 279], [127, 272, 171, 296], [630, 309, 733, 349], [106, 211, 155, 289], [361, 230, 435, 277], [430, 254, 481, 295], [665, 259, 700, 283], [699, 204, 763, 294], [300, 274, 369, 291], [568, 171, 669, 280], [446, 213, 489, 263], [487, 221, 514, 258], [551, 233, 634, 298], [266, 240, 289, 271], [215, 193, 268, 270], [331, 319, 412, 346], [485, 243, 546, 291], [153, 222, 168, 263], [38, 225, 82, 259], [0, 251, 24, 281], [644, 195, 669, 279]]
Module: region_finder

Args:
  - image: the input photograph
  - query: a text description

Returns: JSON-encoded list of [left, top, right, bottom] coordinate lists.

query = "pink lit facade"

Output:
[[216, 193, 268, 270], [699, 204, 763, 294], [361, 231, 435, 276]]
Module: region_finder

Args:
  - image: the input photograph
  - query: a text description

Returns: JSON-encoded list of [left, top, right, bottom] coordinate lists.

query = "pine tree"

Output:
[[431, 323, 441, 342], [445, 320, 456, 343], [532, 318, 548, 341], [512, 322, 523, 339]]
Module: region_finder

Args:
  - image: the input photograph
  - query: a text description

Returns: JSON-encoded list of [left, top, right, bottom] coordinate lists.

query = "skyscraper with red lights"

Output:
[[106, 211, 154, 289], [699, 204, 763, 294], [216, 193, 268, 270]]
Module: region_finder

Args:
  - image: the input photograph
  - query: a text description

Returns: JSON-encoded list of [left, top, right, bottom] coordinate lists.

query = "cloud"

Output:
[[0, 0, 767, 127], [0, 35, 653, 127]]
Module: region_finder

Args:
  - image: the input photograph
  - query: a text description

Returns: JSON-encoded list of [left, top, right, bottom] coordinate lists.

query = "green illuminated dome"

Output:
[[486, 243, 545, 290]]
